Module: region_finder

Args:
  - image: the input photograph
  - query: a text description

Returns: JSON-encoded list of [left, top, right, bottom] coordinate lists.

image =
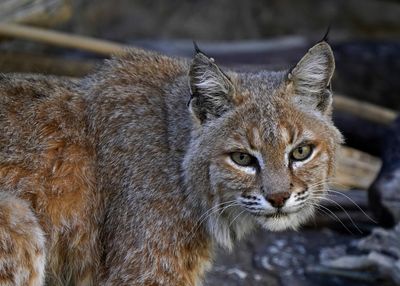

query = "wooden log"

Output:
[[0, 23, 129, 56], [333, 146, 382, 190], [334, 94, 397, 126], [0, 0, 71, 27]]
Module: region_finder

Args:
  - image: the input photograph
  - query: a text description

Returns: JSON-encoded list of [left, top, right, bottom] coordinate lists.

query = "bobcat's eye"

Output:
[[230, 152, 256, 167], [291, 144, 313, 161]]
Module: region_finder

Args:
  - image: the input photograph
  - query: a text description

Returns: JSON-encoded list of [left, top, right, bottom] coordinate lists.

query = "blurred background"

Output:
[[0, 0, 399, 285]]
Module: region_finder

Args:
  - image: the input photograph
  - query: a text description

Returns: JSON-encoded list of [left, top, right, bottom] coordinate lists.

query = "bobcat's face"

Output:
[[207, 94, 340, 233], [185, 41, 342, 248]]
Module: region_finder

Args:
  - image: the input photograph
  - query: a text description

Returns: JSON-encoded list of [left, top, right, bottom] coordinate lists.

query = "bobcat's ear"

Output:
[[189, 48, 235, 123], [287, 41, 335, 115]]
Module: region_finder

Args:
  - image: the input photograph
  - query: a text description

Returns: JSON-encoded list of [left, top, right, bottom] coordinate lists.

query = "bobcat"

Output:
[[0, 41, 342, 285]]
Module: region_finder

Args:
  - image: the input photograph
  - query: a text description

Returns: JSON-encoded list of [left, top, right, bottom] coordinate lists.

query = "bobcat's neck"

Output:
[[84, 57, 215, 284]]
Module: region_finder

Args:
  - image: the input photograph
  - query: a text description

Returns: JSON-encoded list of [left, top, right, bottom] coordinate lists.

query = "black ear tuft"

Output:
[[192, 41, 212, 59], [193, 41, 201, 54], [320, 25, 331, 43]]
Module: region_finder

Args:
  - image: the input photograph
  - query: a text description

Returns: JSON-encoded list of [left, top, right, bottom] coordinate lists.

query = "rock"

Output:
[[206, 228, 372, 286], [369, 116, 400, 226], [317, 223, 400, 285]]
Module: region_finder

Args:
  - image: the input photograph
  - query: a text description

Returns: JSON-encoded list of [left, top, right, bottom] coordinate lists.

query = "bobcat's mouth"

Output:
[[255, 205, 315, 231], [264, 210, 288, 218], [251, 206, 304, 218], [253, 209, 288, 218]]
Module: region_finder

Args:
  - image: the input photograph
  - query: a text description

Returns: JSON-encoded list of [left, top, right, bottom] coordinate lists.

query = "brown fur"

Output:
[[0, 42, 342, 285]]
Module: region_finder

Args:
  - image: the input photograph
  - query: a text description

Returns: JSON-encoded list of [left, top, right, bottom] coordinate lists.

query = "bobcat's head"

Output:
[[184, 42, 342, 249]]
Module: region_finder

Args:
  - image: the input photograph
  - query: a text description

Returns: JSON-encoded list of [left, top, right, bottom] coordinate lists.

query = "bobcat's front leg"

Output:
[[0, 193, 46, 286]]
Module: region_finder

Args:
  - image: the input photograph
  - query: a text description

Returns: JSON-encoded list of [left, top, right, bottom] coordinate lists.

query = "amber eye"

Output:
[[291, 145, 313, 161], [230, 152, 255, 167]]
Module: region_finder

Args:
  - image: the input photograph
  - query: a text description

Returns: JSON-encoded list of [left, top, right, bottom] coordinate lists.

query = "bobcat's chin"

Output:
[[255, 206, 316, 232]]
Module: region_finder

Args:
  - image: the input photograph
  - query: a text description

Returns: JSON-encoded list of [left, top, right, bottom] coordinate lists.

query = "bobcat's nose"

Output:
[[266, 192, 290, 208]]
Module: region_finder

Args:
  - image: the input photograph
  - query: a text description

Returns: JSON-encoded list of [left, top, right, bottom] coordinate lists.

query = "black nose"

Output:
[[266, 192, 290, 208]]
